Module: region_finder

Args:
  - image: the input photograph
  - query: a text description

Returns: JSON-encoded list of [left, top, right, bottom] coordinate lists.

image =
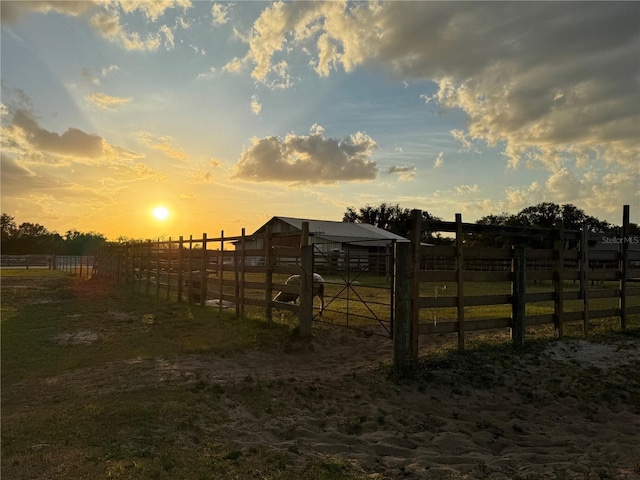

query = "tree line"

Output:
[[1, 214, 107, 255], [343, 202, 638, 248], [2, 203, 636, 255]]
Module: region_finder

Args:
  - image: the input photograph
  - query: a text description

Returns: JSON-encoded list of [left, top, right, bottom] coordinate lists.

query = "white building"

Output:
[[241, 216, 408, 273]]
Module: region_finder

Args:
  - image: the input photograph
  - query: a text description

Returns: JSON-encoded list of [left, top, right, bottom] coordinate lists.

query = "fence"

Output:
[[92, 207, 638, 373], [393, 205, 640, 371], [94, 227, 321, 332], [94, 226, 398, 337], [1, 254, 95, 279]]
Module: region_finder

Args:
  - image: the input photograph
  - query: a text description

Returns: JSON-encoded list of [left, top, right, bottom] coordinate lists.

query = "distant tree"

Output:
[[469, 213, 525, 247], [516, 202, 562, 229], [0, 213, 108, 254], [63, 229, 107, 255], [11, 222, 57, 254], [472, 203, 622, 248], [1, 213, 17, 241], [342, 203, 446, 244]]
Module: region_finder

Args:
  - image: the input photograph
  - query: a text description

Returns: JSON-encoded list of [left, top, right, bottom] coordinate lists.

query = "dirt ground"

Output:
[[3, 276, 640, 479], [11, 329, 640, 479]]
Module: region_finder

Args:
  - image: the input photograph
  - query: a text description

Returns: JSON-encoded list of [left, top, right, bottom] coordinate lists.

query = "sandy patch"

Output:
[[543, 338, 640, 368], [105, 310, 135, 321], [205, 298, 235, 309], [12, 327, 640, 479], [54, 330, 99, 345]]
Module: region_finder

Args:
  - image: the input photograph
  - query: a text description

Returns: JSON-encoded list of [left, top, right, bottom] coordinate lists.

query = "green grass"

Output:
[[1, 275, 291, 385], [419, 280, 639, 322], [119, 267, 640, 339], [1, 272, 366, 480]]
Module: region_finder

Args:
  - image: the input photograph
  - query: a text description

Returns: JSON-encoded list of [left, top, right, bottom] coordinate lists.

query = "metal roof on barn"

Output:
[[254, 216, 409, 246]]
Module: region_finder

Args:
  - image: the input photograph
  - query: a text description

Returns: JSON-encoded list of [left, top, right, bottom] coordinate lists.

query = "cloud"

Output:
[[137, 132, 190, 162], [131, 163, 169, 182], [196, 67, 217, 80], [3, 1, 192, 51], [238, 2, 638, 169], [223, 57, 245, 74], [250, 95, 262, 115], [243, 2, 379, 83], [455, 184, 480, 195], [187, 170, 215, 184], [0, 1, 96, 25], [82, 65, 120, 86], [386, 165, 416, 181], [545, 168, 582, 202], [8, 109, 105, 159], [212, 3, 231, 26], [160, 24, 175, 49], [1, 103, 145, 169], [117, 0, 192, 22], [232, 126, 378, 185], [450, 129, 472, 152], [85, 92, 132, 110], [1, 153, 37, 182], [483, 163, 639, 219], [434, 151, 444, 168], [90, 10, 161, 51]]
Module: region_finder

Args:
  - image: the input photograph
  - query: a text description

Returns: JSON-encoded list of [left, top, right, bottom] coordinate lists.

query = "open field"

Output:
[[2, 270, 640, 479]]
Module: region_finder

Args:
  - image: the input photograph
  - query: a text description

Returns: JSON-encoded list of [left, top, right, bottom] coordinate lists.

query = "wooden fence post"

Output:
[[299, 244, 314, 339], [177, 236, 184, 302], [167, 237, 173, 301], [580, 223, 590, 336], [620, 204, 630, 330], [125, 243, 131, 282], [118, 247, 123, 281], [553, 223, 565, 339], [146, 240, 151, 295], [156, 238, 161, 297], [219, 230, 224, 314], [239, 229, 245, 317], [410, 210, 421, 365], [455, 213, 465, 351], [188, 235, 193, 305], [201, 233, 208, 307], [511, 245, 526, 348], [234, 247, 240, 317], [389, 240, 396, 337], [137, 242, 143, 289], [265, 225, 273, 325], [394, 241, 415, 373]]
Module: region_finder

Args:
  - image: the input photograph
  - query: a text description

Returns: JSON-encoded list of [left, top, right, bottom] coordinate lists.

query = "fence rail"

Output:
[[1, 255, 95, 279], [394, 205, 639, 372], [94, 227, 396, 336], [95, 229, 318, 323]]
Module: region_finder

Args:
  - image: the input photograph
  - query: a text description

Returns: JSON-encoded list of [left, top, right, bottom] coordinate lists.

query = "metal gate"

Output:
[[311, 239, 395, 337]]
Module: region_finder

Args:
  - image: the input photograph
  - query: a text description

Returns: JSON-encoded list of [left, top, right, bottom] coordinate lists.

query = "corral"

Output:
[[92, 207, 640, 372]]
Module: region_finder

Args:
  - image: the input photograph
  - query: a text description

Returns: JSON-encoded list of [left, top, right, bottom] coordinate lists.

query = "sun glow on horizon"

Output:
[[152, 206, 170, 221]]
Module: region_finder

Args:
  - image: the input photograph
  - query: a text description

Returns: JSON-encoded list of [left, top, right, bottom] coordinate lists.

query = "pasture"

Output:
[[2, 270, 640, 479]]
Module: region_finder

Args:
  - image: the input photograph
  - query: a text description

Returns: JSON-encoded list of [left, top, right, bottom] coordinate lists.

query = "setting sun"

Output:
[[152, 206, 170, 221]]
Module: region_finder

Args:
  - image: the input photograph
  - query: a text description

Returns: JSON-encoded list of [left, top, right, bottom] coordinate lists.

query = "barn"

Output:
[[240, 216, 408, 274]]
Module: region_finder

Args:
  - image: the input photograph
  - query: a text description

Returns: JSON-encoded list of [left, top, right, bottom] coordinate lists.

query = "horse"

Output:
[[273, 273, 325, 316]]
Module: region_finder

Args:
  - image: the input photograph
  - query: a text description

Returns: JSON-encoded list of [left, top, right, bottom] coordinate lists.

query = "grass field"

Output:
[[2, 270, 640, 479], [1, 270, 359, 479]]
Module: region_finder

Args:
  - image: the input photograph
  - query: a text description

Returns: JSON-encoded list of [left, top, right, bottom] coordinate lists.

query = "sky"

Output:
[[1, 1, 638, 241]]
